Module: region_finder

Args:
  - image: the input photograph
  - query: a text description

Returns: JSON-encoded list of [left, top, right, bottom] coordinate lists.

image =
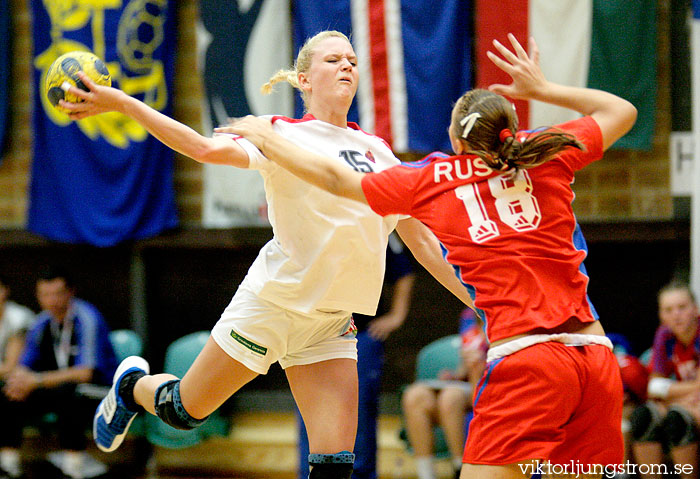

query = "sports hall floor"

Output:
[[20, 410, 461, 479]]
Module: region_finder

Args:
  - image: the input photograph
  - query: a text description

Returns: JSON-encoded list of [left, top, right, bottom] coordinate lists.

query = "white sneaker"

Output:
[[47, 451, 107, 479], [0, 449, 22, 479], [93, 356, 150, 452]]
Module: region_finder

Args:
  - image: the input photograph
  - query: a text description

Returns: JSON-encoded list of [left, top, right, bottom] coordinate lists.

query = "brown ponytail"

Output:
[[451, 89, 584, 171]]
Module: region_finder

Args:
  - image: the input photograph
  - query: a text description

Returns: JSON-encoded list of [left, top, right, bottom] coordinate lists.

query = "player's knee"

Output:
[[630, 402, 664, 442], [154, 379, 209, 430], [308, 451, 354, 479], [663, 407, 698, 447]]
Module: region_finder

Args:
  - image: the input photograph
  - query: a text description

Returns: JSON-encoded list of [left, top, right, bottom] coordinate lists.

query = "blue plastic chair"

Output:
[[400, 334, 463, 459], [146, 331, 230, 449]]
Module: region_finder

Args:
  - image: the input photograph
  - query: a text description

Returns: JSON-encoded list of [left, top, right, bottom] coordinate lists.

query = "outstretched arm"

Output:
[[217, 116, 368, 203], [488, 33, 637, 150], [59, 72, 250, 167]]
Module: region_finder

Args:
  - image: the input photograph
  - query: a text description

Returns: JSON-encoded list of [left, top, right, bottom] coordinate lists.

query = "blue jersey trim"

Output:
[[437, 242, 488, 340], [473, 358, 503, 408], [520, 126, 548, 135], [571, 223, 599, 320], [401, 151, 449, 168]]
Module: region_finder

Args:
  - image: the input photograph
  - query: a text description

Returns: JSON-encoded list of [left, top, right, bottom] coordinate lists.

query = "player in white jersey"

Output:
[[230, 116, 404, 317], [60, 31, 471, 479]]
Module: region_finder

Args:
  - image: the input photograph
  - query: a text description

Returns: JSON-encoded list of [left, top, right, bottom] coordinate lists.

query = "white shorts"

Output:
[[210, 279, 358, 375]]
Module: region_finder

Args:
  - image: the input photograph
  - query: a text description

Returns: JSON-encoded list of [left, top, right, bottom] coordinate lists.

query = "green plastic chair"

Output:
[[415, 334, 462, 381], [109, 329, 144, 361], [75, 329, 144, 402], [146, 331, 230, 449], [108, 329, 148, 436], [399, 334, 462, 459]]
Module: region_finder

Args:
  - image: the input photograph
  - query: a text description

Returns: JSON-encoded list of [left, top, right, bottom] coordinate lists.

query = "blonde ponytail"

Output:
[[261, 69, 300, 95]]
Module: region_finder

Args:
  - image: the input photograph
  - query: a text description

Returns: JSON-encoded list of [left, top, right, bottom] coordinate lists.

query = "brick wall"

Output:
[[0, 0, 32, 227], [0, 1, 674, 228]]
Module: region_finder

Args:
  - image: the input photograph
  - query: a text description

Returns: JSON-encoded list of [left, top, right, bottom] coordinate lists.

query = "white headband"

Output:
[[460, 112, 481, 139]]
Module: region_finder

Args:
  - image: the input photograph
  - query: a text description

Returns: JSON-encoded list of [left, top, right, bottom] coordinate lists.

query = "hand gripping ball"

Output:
[[45, 51, 111, 113]]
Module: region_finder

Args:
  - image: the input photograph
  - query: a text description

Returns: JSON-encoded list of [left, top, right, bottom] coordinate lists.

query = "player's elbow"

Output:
[[329, 169, 366, 203], [618, 99, 638, 134], [194, 142, 223, 164], [599, 99, 638, 150], [325, 168, 346, 196], [195, 139, 244, 167]]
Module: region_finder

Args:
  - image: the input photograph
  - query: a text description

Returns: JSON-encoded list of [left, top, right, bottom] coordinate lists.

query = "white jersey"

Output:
[[0, 300, 35, 361], [234, 114, 401, 315]]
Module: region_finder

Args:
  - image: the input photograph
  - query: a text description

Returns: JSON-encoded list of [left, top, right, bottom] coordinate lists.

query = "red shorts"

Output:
[[463, 341, 623, 466]]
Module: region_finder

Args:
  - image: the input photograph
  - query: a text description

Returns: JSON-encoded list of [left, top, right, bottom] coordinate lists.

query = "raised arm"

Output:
[[488, 33, 637, 151], [218, 116, 367, 202], [59, 72, 250, 168]]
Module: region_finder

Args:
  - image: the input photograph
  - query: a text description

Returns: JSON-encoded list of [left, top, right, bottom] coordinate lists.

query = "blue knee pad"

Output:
[[154, 379, 209, 430], [663, 406, 698, 447], [308, 451, 354, 479]]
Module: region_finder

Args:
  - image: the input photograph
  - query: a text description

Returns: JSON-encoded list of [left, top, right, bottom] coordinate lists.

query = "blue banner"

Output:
[[29, 0, 178, 246], [292, 0, 472, 152], [401, 0, 472, 152]]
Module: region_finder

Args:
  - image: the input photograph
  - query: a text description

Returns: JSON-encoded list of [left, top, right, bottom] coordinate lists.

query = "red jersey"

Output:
[[651, 322, 700, 381], [362, 116, 603, 343]]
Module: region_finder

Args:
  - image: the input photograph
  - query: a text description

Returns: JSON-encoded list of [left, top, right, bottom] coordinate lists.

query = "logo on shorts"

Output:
[[341, 318, 358, 337], [230, 330, 267, 356]]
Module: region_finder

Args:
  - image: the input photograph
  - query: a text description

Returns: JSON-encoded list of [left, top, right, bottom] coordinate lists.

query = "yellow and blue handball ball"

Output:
[[45, 51, 111, 113]]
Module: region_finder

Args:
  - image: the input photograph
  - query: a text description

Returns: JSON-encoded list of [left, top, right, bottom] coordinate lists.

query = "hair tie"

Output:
[[460, 112, 481, 139], [499, 128, 513, 143]]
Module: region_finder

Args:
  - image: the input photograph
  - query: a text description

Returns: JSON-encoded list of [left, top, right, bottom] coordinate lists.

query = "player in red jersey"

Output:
[[223, 34, 637, 479], [631, 282, 700, 479]]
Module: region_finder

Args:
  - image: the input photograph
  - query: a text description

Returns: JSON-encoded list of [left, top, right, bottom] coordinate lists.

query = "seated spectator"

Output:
[[0, 275, 35, 380], [0, 266, 118, 479], [0, 275, 36, 478], [631, 281, 700, 479], [401, 308, 486, 479]]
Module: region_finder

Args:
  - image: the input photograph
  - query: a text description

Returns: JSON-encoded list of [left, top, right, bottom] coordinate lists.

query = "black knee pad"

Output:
[[663, 407, 698, 447], [154, 379, 209, 430], [308, 451, 354, 479], [630, 402, 664, 442]]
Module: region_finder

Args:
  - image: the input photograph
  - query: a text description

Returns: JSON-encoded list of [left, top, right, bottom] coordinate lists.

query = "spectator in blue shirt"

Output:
[[0, 266, 118, 479]]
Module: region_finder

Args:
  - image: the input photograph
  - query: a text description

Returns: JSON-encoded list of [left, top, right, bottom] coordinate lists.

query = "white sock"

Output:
[[0, 448, 22, 478], [415, 456, 436, 479]]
